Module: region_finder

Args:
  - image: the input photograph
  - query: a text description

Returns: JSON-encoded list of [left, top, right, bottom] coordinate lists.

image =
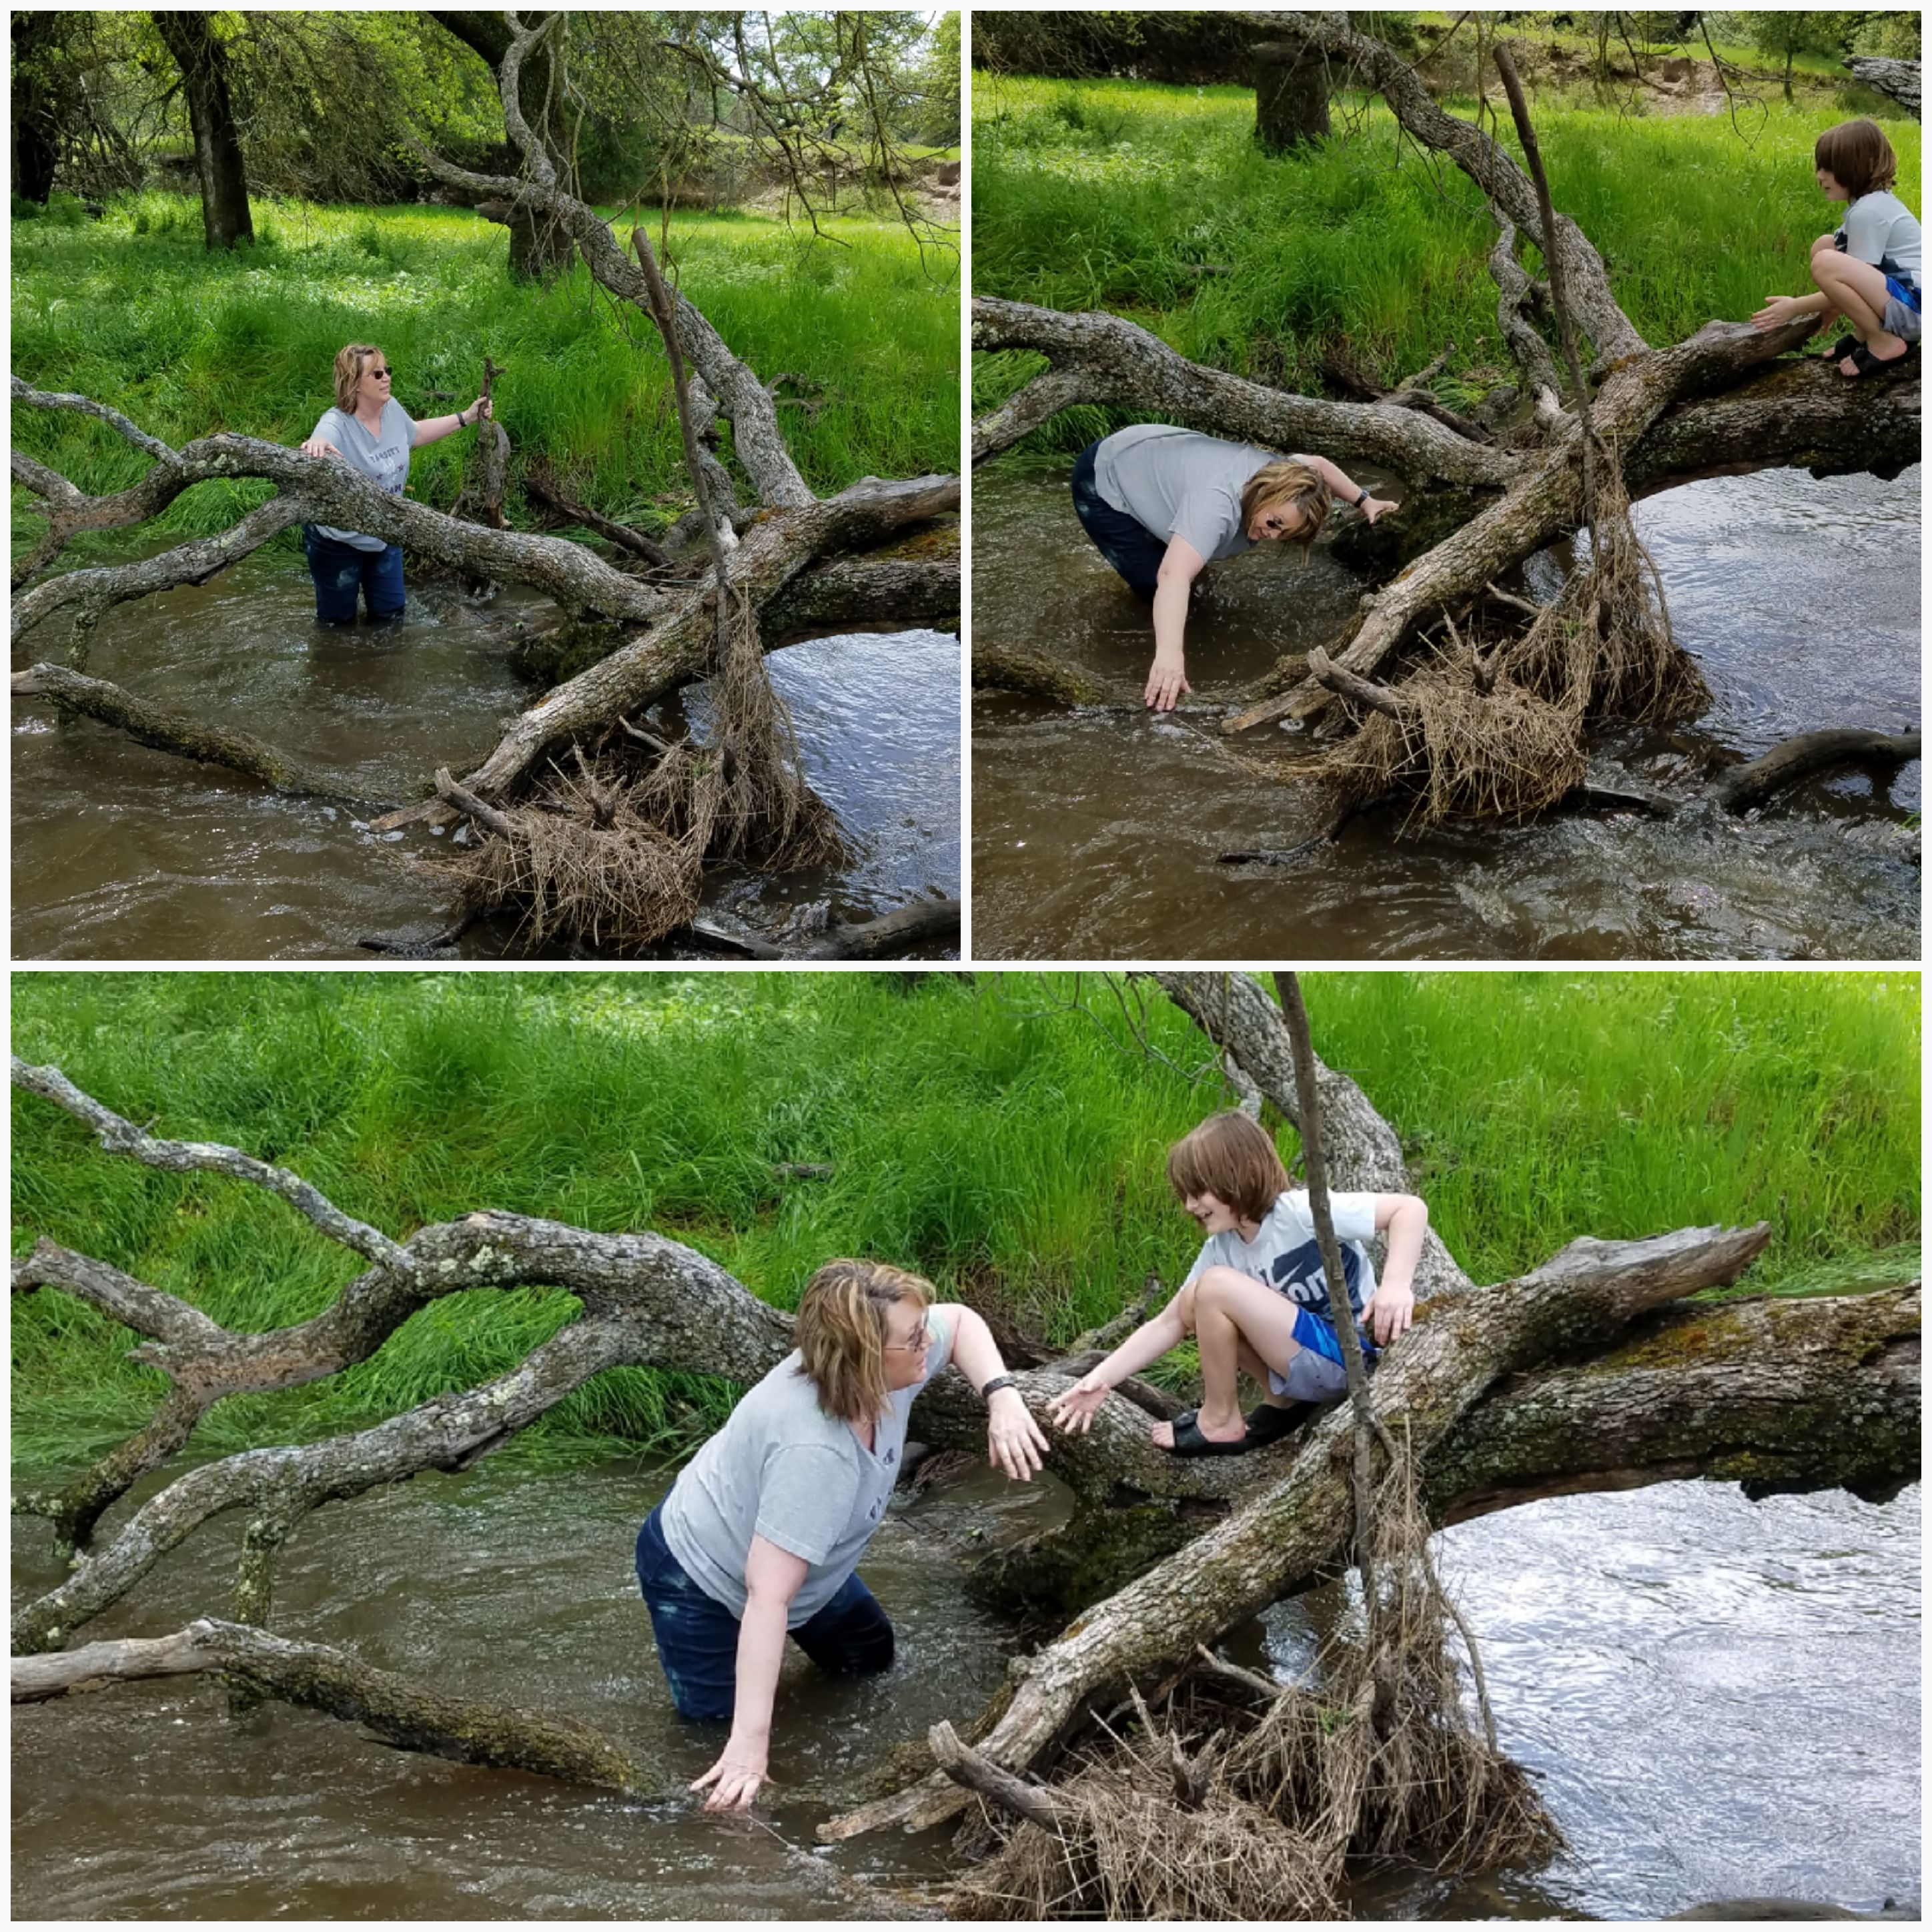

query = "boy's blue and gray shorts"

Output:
[[1881, 276, 1921, 343], [634, 1502, 894, 1722]]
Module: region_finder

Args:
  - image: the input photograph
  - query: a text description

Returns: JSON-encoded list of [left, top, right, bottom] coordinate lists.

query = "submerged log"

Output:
[[1713, 729, 1921, 813], [13, 1617, 654, 1793]]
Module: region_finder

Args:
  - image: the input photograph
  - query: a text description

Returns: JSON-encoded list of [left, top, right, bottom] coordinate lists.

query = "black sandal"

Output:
[[1842, 340, 1919, 378], [1242, 1400, 1309, 1447], [1829, 334, 1860, 363], [1165, 1407, 1256, 1456]]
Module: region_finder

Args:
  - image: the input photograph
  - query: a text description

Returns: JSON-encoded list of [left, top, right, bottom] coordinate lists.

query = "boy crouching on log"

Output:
[[1045, 1111, 1428, 1456], [1754, 118, 1920, 378]]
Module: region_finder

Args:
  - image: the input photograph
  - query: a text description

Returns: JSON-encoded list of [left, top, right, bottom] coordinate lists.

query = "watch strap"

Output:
[[981, 1373, 1019, 1399]]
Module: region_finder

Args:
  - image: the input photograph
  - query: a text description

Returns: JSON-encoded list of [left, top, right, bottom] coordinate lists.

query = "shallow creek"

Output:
[[11, 552, 959, 959], [971, 458, 1919, 960], [13, 1458, 1918, 1920]]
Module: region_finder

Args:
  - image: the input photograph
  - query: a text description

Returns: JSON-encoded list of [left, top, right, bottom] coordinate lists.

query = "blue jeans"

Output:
[[1071, 440, 1166, 601], [634, 1504, 895, 1722], [303, 526, 406, 624]]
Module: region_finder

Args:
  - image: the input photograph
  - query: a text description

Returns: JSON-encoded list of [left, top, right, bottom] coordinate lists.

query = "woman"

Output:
[[298, 342, 492, 624], [1070, 423, 1400, 711], [635, 1258, 1050, 1811]]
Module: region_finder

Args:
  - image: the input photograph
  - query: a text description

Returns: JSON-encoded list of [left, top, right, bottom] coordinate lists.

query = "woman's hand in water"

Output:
[[987, 1387, 1051, 1480], [1144, 650, 1191, 712], [300, 437, 342, 462], [1045, 1373, 1110, 1435], [692, 1737, 769, 1811], [1360, 496, 1400, 526]]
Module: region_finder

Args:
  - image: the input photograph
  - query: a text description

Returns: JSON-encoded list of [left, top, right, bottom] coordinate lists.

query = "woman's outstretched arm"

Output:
[[1300, 454, 1398, 523], [1148, 534, 1207, 711], [929, 1303, 1051, 1480], [690, 1533, 807, 1812], [412, 395, 493, 448]]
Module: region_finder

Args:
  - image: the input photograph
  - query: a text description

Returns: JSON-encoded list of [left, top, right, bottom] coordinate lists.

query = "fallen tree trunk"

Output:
[[12, 1617, 656, 1793]]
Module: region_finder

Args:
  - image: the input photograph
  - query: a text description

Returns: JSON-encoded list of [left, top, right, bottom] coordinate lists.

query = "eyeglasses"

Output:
[[883, 1322, 931, 1354]]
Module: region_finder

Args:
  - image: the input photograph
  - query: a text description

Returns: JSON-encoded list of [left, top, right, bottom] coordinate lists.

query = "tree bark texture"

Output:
[[151, 11, 254, 251]]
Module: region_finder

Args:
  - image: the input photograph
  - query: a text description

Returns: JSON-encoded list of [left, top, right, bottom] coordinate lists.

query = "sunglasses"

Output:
[[364, 366, 392, 382]]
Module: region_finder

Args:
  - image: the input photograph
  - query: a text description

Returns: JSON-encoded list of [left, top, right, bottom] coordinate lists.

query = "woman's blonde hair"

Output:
[[333, 343, 384, 414], [795, 1258, 933, 1422], [1241, 458, 1332, 556], [1167, 1111, 1291, 1223], [1814, 119, 1897, 199]]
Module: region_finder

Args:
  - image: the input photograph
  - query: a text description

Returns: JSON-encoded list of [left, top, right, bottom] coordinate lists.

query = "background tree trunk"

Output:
[[432, 10, 578, 280], [1254, 40, 1331, 153], [152, 11, 253, 251], [11, 13, 63, 203]]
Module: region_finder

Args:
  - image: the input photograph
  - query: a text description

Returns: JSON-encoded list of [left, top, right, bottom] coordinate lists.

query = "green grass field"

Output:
[[972, 73, 1922, 445], [11, 191, 959, 554], [11, 971, 1918, 1469]]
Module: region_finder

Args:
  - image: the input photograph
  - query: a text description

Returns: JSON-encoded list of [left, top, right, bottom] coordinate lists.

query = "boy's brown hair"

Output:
[[1166, 1111, 1291, 1223], [1815, 119, 1897, 199], [794, 1258, 933, 1422]]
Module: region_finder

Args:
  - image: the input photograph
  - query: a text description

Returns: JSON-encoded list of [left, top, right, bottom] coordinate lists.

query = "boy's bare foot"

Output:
[[1841, 332, 1911, 377]]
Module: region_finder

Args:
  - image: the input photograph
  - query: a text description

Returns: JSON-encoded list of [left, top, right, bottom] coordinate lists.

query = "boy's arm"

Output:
[[1044, 1296, 1190, 1434], [1363, 1193, 1428, 1346]]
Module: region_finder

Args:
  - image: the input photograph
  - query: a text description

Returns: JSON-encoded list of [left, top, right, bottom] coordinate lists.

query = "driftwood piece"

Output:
[[1713, 729, 1921, 813], [522, 464, 674, 568], [689, 897, 961, 962], [12, 1617, 655, 1793], [1845, 56, 1920, 117], [11, 662, 375, 809]]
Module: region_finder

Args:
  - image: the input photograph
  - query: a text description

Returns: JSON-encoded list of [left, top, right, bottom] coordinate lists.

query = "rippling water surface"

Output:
[[13, 1460, 1917, 1920], [971, 459, 1919, 959], [11, 554, 959, 959]]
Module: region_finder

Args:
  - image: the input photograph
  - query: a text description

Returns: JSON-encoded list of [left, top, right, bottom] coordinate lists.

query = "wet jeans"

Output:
[[634, 1502, 895, 1722], [1071, 440, 1167, 600], [303, 526, 406, 624]]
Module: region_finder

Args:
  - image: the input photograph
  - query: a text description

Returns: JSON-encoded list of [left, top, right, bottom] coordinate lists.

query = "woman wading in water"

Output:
[[298, 343, 492, 624], [634, 1259, 1049, 1811], [1072, 424, 1399, 710]]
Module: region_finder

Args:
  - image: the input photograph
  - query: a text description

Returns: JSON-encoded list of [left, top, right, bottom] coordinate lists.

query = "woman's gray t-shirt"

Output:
[[658, 1309, 953, 1627], [1094, 424, 1300, 563], [308, 400, 416, 551]]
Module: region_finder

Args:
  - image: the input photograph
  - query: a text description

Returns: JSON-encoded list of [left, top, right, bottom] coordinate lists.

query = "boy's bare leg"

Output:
[[1236, 1336, 1296, 1408], [1810, 253, 1907, 369], [1151, 1266, 1304, 1447]]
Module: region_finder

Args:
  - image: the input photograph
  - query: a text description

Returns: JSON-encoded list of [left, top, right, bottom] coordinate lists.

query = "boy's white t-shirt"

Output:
[[1837, 188, 1921, 290], [1181, 1188, 1380, 1362]]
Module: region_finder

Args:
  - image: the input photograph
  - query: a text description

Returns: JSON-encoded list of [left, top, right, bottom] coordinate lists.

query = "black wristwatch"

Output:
[[981, 1373, 1019, 1400], [1354, 485, 1369, 508]]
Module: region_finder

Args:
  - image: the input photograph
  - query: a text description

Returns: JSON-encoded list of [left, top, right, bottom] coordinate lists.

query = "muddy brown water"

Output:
[[971, 459, 1920, 960], [12, 1458, 1918, 1920], [11, 554, 959, 960]]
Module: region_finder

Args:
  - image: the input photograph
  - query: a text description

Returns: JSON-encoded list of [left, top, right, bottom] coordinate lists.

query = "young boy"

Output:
[[1045, 1111, 1428, 1456], [1754, 118, 1919, 378]]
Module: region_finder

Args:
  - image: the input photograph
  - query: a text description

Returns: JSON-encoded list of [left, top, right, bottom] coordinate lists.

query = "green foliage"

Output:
[[972, 72, 1921, 446], [11, 972, 1919, 1470], [11, 194, 959, 556]]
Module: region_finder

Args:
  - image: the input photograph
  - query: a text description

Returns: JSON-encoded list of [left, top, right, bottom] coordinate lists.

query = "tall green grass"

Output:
[[11, 193, 959, 556], [972, 74, 1921, 445], [11, 971, 1917, 1469]]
